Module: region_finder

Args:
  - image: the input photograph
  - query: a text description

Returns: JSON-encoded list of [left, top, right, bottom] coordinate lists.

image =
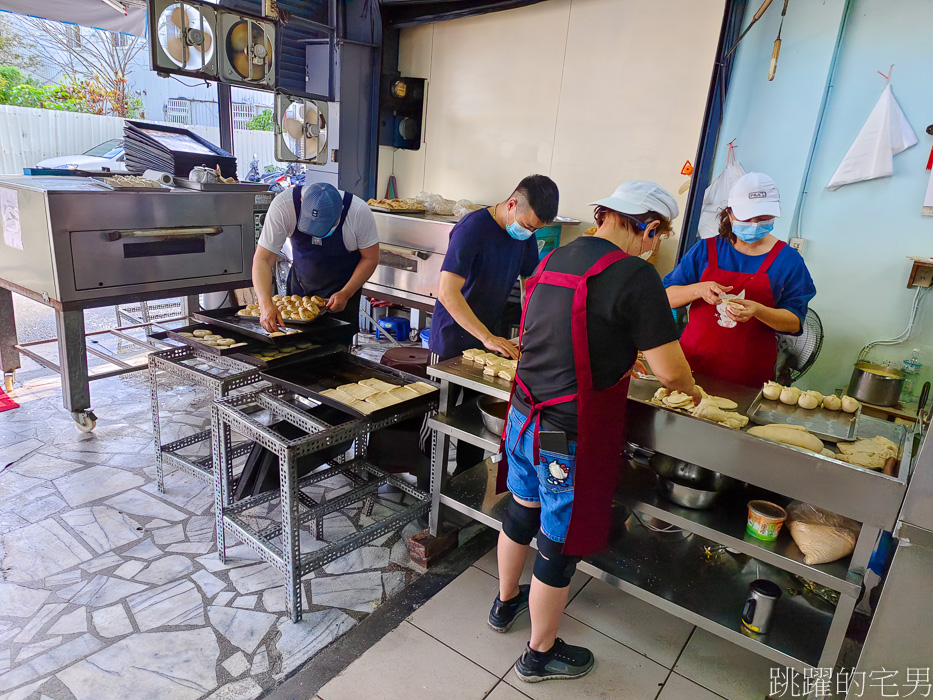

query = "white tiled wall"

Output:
[[378, 0, 725, 274]]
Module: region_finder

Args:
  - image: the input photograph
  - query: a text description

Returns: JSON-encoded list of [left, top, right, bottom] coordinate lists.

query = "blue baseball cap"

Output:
[[298, 183, 342, 237]]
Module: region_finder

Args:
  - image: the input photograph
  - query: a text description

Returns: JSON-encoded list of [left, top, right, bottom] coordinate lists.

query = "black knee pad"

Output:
[[501, 496, 540, 546], [533, 533, 579, 588]]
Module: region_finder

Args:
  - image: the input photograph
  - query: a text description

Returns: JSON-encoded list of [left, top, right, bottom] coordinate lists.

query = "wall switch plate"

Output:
[[789, 237, 806, 253]]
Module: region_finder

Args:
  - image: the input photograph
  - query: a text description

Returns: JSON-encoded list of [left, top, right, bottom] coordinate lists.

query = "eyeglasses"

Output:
[[594, 207, 670, 240]]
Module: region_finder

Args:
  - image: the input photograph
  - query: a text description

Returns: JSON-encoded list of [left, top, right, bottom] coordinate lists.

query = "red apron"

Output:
[[679, 238, 786, 388], [496, 249, 631, 557]]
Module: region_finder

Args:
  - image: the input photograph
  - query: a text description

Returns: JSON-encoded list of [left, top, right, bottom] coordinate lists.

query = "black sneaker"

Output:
[[487, 584, 530, 633], [514, 638, 595, 683]]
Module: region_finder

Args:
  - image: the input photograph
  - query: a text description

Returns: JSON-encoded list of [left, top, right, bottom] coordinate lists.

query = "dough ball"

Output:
[[780, 386, 802, 405], [762, 381, 783, 401], [841, 396, 860, 413], [193, 329, 211, 337], [822, 395, 842, 411], [797, 392, 820, 410]]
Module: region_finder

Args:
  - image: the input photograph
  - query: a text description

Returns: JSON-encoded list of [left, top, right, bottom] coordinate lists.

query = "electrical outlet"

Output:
[[789, 237, 806, 253]]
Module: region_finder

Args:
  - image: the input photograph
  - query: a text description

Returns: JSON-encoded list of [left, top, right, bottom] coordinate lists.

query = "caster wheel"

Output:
[[72, 410, 98, 432], [3, 373, 13, 393]]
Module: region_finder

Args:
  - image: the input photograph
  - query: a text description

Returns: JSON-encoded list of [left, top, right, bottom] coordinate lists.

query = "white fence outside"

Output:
[[0, 105, 277, 181]]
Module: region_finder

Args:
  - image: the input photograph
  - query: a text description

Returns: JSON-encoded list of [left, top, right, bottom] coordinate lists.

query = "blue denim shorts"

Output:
[[504, 407, 577, 543]]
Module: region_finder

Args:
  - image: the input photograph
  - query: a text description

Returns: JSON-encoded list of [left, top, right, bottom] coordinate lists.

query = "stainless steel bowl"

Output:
[[649, 453, 736, 492], [658, 477, 721, 509], [477, 396, 507, 436]]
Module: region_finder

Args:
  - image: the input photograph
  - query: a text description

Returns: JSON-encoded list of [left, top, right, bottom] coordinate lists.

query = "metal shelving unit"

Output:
[[426, 356, 905, 673], [212, 387, 435, 621], [148, 345, 261, 492]]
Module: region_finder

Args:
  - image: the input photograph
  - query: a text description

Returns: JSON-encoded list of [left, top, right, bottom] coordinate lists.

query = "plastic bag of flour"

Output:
[[787, 501, 861, 565]]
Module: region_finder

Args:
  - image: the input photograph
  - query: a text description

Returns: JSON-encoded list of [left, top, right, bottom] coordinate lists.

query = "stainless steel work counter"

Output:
[[426, 356, 917, 673]]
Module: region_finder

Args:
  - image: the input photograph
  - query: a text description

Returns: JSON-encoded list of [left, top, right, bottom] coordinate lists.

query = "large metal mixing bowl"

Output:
[[477, 396, 508, 436], [649, 453, 736, 492], [657, 478, 722, 510]]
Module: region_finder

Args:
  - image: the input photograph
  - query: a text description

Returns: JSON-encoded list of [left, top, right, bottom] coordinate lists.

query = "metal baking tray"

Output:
[[193, 308, 350, 346], [368, 205, 426, 215], [261, 350, 438, 420], [173, 178, 271, 192], [234, 307, 329, 326], [746, 392, 860, 442], [91, 177, 172, 192], [164, 323, 258, 356], [232, 342, 329, 369]]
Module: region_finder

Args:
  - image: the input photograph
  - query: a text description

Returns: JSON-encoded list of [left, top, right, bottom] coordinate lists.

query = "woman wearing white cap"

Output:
[[664, 172, 816, 387], [488, 181, 700, 683]]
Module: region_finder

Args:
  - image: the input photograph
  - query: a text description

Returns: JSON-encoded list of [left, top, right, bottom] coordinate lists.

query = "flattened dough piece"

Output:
[[338, 383, 381, 400], [406, 382, 437, 396], [347, 399, 376, 415], [388, 386, 420, 402], [462, 348, 484, 360], [359, 378, 398, 393], [365, 392, 403, 408], [320, 388, 356, 405]]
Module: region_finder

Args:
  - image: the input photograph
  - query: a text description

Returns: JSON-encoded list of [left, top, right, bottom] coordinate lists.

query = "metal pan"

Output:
[[193, 308, 350, 346], [261, 351, 438, 421], [368, 205, 426, 215], [173, 178, 271, 192], [746, 391, 859, 442], [234, 307, 329, 326], [232, 343, 330, 369], [165, 323, 257, 356], [91, 177, 172, 192]]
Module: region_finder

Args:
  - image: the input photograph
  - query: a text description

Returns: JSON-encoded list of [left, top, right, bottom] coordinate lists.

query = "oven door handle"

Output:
[[107, 226, 223, 241], [380, 243, 432, 261]]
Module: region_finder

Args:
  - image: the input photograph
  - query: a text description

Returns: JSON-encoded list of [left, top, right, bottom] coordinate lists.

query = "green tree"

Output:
[[0, 65, 34, 103], [246, 108, 274, 131]]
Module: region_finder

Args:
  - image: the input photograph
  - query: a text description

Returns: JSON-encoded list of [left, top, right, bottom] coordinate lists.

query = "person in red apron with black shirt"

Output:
[[665, 173, 816, 387], [251, 183, 381, 346], [488, 182, 700, 684]]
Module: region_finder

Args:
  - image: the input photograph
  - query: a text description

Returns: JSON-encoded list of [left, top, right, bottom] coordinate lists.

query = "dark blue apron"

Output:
[[287, 186, 362, 344]]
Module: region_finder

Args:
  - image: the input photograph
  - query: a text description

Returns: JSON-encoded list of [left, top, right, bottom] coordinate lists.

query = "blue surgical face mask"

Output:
[[506, 206, 535, 241], [312, 220, 340, 240], [732, 220, 774, 243]]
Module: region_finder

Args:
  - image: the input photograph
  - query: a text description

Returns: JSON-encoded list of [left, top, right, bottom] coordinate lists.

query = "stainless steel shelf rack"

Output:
[[212, 387, 435, 621], [148, 345, 261, 492], [426, 357, 908, 673]]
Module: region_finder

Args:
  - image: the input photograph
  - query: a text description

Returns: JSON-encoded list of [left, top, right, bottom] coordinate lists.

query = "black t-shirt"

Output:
[[513, 236, 680, 433]]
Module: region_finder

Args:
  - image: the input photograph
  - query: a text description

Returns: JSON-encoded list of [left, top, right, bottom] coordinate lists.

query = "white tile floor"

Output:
[[317, 547, 784, 700]]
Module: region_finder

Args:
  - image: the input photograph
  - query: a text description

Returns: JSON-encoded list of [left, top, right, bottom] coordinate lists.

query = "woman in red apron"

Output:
[[665, 173, 816, 387], [487, 182, 700, 684]]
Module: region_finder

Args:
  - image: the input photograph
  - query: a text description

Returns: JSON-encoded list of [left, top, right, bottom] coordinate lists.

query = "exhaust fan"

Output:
[[149, 0, 275, 89], [275, 93, 328, 165]]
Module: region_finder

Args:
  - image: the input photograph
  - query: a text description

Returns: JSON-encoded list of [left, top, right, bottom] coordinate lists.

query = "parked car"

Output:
[[35, 138, 127, 172]]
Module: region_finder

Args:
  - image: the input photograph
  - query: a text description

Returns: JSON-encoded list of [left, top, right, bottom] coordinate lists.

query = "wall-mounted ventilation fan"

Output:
[[149, 0, 275, 90], [153, 1, 217, 75], [218, 13, 275, 88], [275, 93, 328, 165]]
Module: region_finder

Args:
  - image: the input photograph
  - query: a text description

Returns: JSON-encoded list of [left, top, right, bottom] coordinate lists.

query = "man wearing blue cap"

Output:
[[252, 182, 380, 343]]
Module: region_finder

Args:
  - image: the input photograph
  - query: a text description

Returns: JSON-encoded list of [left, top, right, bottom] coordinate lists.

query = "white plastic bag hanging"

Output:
[[826, 78, 917, 191], [698, 141, 746, 239]]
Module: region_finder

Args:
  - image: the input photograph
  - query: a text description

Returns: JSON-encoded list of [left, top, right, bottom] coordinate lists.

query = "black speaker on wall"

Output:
[[379, 75, 426, 150]]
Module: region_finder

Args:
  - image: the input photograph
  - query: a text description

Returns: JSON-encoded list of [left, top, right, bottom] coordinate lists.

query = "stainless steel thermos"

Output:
[[741, 579, 781, 634]]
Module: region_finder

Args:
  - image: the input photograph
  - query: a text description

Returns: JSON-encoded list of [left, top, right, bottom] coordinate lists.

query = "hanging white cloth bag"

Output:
[[698, 141, 746, 239], [826, 83, 917, 191]]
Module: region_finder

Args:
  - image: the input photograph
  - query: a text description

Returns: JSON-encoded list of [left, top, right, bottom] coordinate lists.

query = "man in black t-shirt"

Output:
[[489, 182, 700, 684]]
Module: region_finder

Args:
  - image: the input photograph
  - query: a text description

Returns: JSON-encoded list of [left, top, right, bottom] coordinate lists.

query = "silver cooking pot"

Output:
[[848, 361, 905, 407], [649, 453, 736, 492]]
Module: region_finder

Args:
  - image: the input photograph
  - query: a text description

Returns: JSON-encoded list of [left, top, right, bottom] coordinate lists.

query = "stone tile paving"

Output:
[[0, 370, 426, 699]]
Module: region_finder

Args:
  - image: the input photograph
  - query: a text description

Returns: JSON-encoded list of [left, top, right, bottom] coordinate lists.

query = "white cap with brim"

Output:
[[588, 180, 679, 221], [728, 172, 781, 221]]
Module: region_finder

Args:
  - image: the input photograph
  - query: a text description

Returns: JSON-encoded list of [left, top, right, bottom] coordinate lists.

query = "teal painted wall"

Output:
[[710, 0, 933, 395]]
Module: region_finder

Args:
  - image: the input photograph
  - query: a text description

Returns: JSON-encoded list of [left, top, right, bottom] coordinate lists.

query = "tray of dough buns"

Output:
[[366, 197, 427, 214], [233, 341, 325, 369], [236, 295, 329, 325], [165, 324, 257, 356], [193, 307, 350, 346], [260, 347, 439, 420]]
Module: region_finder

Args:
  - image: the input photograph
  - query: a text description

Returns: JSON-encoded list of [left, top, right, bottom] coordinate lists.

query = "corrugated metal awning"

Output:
[[0, 0, 147, 37]]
